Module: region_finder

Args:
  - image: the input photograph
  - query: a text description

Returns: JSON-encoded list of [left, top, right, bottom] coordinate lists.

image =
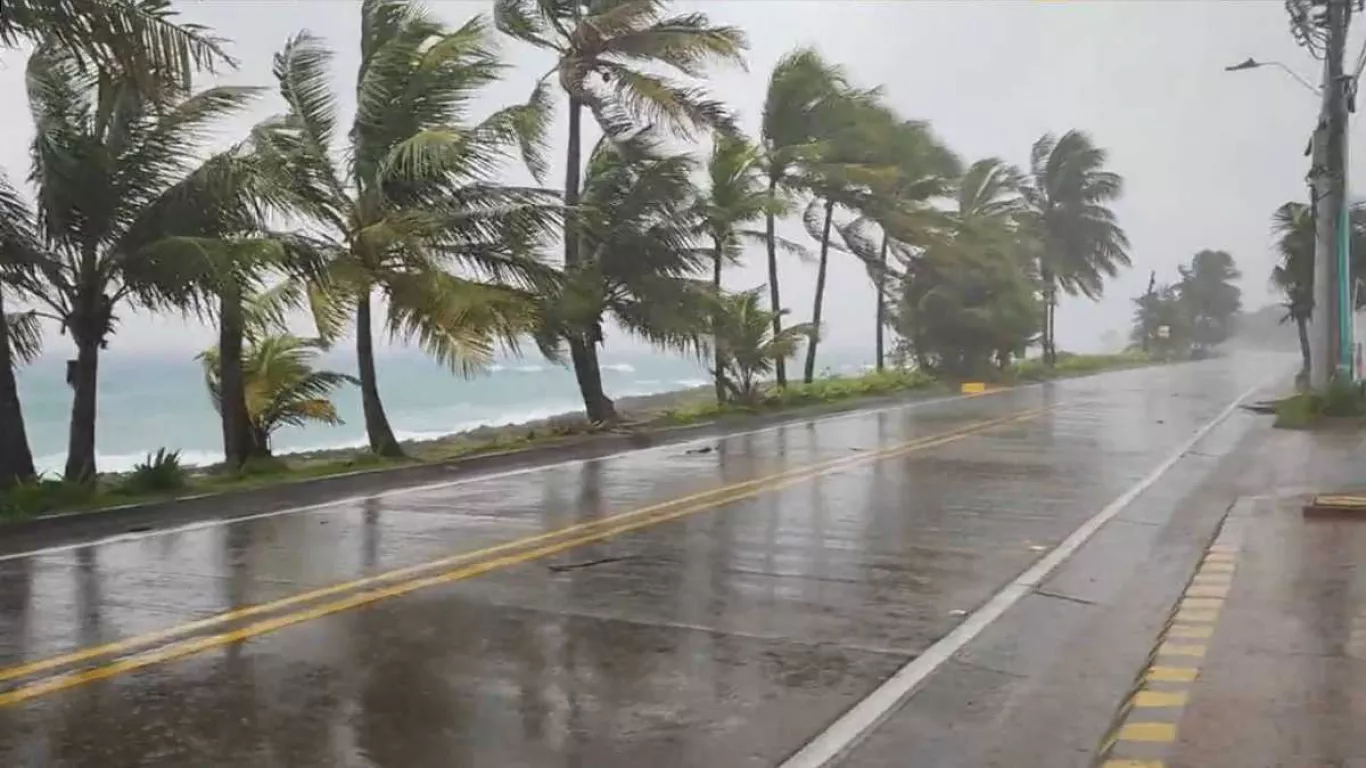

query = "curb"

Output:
[[1091, 498, 1253, 768]]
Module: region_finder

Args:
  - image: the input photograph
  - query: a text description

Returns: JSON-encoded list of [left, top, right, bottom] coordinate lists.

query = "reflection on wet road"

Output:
[[0, 357, 1272, 767]]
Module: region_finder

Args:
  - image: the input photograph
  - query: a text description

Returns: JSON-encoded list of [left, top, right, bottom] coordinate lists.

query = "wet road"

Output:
[[0, 356, 1276, 767]]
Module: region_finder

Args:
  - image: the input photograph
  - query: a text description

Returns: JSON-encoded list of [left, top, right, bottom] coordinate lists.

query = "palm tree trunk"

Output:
[[0, 288, 35, 489], [803, 199, 836, 384], [217, 283, 255, 468], [356, 291, 403, 458], [64, 333, 100, 483], [569, 331, 616, 423], [875, 233, 889, 372], [712, 238, 727, 405], [1297, 314, 1312, 383], [1040, 269, 1056, 365], [563, 94, 615, 422], [765, 174, 786, 388], [251, 425, 271, 457]]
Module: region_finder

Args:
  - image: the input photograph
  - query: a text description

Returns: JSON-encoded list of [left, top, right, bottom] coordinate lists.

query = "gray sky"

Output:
[[0, 0, 1346, 357]]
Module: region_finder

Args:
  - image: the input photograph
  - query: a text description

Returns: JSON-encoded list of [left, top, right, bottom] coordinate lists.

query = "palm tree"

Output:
[[712, 288, 812, 404], [796, 92, 898, 384], [1020, 130, 1130, 365], [262, 1, 555, 457], [835, 118, 960, 371], [692, 134, 799, 403], [537, 130, 711, 403], [890, 157, 1037, 376], [0, 173, 43, 489], [200, 333, 357, 457], [494, 0, 747, 421], [0, 0, 229, 88], [1178, 249, 1242, 349], [759, 48, 854, 386], [10, 46, 259, 482], [132, 138, 315, 468]]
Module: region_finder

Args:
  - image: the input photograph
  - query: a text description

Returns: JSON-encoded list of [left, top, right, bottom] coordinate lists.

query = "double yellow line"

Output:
[[0, 406, 1044, 708]]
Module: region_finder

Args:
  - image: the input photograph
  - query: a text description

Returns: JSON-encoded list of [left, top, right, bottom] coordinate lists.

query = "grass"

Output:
[[1006, 350, 1154, 383], [0, 351, 1160, 520], [1273, 379, 1366, 429]]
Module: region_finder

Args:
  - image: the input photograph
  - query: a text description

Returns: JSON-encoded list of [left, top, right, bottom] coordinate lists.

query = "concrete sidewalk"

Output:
[[1099, 426, 1366, 768]]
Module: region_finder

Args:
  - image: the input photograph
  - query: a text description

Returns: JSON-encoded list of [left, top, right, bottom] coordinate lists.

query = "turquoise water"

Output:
[[16, 346, 874, 475]]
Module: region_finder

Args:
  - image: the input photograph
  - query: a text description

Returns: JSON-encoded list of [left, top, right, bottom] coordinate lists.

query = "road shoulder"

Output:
[[832, 403, 1269, 767]]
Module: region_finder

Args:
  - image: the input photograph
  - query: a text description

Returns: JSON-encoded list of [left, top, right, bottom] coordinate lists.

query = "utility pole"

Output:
[[1141, 271, 1156, 353], [1305, 0, 1352, 390]]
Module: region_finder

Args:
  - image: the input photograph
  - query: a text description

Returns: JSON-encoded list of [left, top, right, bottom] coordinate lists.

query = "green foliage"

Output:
[[1009, 351, 1151, 383], [0, 0, 231, 92], [537, 130, 714, 358], [0, 476, 92, 519], [1130, 250, 1242, 360], [116, 448, 188, 495], [1180, 249, 1242, 348], [200, 334, 357, 454], [888, 155, 1038, 378], [496, 0, 747, 141], [766, 369, 937, 407], [1274, 379, 1366, 428], [712, 288, 813, 403], [1020, 130, 1131, 363]]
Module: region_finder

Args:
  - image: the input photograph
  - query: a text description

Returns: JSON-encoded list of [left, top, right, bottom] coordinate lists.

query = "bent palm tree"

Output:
[[712, 288, 812, 404], [495, 0, 747, 421], [201, 334, 357, 456], [797, 92, 899, 383], [759, 47, 854, 386], [14, 46, 259, 482], [692, 134, 799, 402], [263, 1, 555, 457], [835, 118, 960, 370], [537, 130, 711, 408], [1020, 130, 1130, 365]]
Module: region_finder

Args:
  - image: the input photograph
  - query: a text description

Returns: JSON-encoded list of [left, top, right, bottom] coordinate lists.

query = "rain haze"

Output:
[[0, 0, 1339, 355]]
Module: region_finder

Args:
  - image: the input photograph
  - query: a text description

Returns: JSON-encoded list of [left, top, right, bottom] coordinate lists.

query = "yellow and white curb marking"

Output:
[[1093, 517, 1246, 768]]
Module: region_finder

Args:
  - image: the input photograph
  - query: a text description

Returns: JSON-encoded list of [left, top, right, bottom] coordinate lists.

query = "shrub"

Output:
[[1275, 379, 1366, 428], [0, 477, 93, 518], [117, 448, 188, 495]]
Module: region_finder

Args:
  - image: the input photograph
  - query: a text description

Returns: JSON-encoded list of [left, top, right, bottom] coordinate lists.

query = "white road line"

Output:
[[777, 381, 1262, 768], [0, 387, 1037, 564]]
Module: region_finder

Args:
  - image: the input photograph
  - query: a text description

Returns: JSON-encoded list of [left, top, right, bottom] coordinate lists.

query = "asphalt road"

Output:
[[0, 355, 1279, 767]]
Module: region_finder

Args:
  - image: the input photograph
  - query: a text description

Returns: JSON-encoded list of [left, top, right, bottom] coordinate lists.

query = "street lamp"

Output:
[[1227, 52, 1354, 385], [1224, 57, 1321, 95]]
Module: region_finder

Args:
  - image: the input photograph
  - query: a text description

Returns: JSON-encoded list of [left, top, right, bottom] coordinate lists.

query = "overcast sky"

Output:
[[0, 0, 1350, 357]]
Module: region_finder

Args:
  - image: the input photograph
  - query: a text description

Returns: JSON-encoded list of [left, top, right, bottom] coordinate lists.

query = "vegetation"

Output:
[[1021, 131, 1131, 366], [1268, 200, 1366, 383], [496, 0, 746, 422], [1, 0, 1185, 513], [1274, 379, 1366, 429], [200, 334, 357, 456], [119, 448, 189, 495], [711, 288, 813, 404], [1129, 251, 1242, 362]]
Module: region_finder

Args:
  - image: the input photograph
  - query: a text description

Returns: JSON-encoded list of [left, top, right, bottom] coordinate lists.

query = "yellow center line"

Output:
[[0, 407, 1046, 695]]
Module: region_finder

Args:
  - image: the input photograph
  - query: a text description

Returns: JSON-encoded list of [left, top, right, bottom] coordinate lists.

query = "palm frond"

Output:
[[384, 270, 537, 375], [2, 0, 233, 91], [3, 310, 42, 367]]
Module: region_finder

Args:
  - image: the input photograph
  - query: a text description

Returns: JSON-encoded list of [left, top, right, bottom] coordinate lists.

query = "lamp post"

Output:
[[1227, 45, 1353, 387], [1224, 57, 1322, 93]]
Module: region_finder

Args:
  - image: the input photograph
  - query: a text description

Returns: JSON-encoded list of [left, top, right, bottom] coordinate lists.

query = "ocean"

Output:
[[16, 345, 875, 476]]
